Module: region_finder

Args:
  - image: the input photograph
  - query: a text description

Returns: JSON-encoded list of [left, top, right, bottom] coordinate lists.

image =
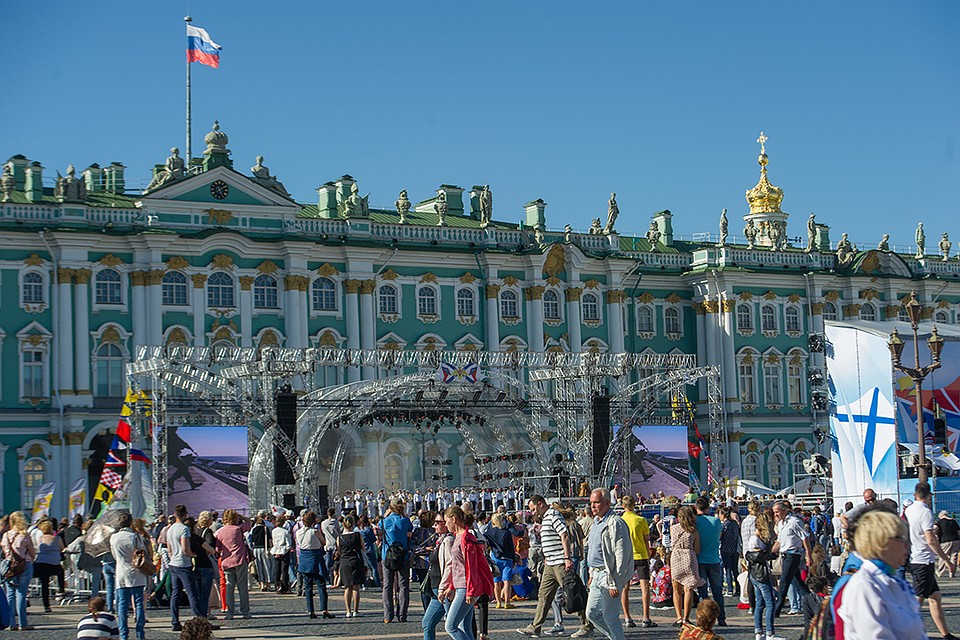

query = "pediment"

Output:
[[138, 166, 298, 208]]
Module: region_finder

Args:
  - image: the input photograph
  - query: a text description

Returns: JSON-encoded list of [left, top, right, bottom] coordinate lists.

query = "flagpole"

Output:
[[185, 15, 192, 162]]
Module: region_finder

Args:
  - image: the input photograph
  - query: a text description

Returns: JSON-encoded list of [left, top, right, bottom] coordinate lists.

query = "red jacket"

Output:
[[461, 530, 495, 600]]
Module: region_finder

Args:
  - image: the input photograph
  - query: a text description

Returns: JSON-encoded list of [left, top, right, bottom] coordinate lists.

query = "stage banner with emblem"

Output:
[[31, 481, 56, 523], [826, 324, 899, 510], [68, 478, 87, 519]]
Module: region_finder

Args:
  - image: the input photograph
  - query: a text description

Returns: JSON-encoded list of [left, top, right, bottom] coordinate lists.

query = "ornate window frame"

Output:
[[455, 286, 478, 326], [92, 266, 127, 311], [91, 323, 131, 399], [543, 287, 563, 325], [17, 322, 52, 403], [934, 309, 951, 324], [206, 271, 237, 310], [252, 274, 280, 311], [760, 303, 779, 338], [416, 283, 441, 324], [17, 440, 51, 512], [582, 337, 609, 354], [581, 291, 602, 327], [823, 301, 840, 322], [785, 304, 804, 336], [378, 283, 401, 320], [663, 304, 683, 341], [767, 448, 788, 491], [161, 271, 189, 307], [499, 288, 521, 325], [19, 268, 47, 313], [762, 348, 784, 410], [858, 302, 877, 322], [163, 325, 192, 347], [786, 348, 808, 410], [636, 303, 655, 338], [736, 302, 755, 336], [310, 276, 341, 317], [742, 450, 761, 482], [736, 347, 759, 410]]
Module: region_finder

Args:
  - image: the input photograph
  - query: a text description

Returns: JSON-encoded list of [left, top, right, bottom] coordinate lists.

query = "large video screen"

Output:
[[166, 426, 248, 515], [616, 424, 689, 499]]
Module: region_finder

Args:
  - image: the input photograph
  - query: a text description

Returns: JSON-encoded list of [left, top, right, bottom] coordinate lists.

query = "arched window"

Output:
[[935, 310, 950, 324], [737, 304, 754, 331], [378, 284, 398, 315], [768, 453, 786, 490], [761, 305, 778, 332], [785, 306, 802, 332], [793, 452, 806, 480], [742, 452, 760, 482], [582, 293, 600, 321], [95, 269, 122, 305], [788, 359, 805, 405], [312, 277, 337, 311], [383, 455, 403, 491], [664, 307, 681, 335], [417, 287, 438, 316], [898, 308, 911, 322], [253, 275, 278, 309], [859, 303, 876, 322], [543, 290, 561, 320], [500, 290, 519, 319], [207, 272, 235, 308], [738, 352, 757, 405], [161, 271, 188, 306], [23, 458, 46, 507], [637, 306, 654, 333], [764, 359, 783, 406], [94, 343, 125, 397], [456, 288, 475, 318], [21, 348, 45, 398], [22, 272, 44, 304], [823, 301, 839, 321]]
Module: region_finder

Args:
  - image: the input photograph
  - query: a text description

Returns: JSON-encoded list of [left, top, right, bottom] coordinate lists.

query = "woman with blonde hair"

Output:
[[669, 505, 704, 626], [2, 511, 37, 630], [485, 511, 518, 609]]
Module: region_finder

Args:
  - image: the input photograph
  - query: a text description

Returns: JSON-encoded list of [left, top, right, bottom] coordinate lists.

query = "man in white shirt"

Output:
[[166, 504, 206, 631], [320, 508, 341, 580], [904, 481, 958, 640], [772, 500, 811, 617]]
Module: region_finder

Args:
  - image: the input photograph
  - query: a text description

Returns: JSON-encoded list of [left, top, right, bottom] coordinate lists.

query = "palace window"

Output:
[[22, 272, 44, 304], [543, 290, 561, 321], [761, 304, 778, 333], [417, 287, 438, 317], [253, 275, 279, 309], [788, 363, 805, 405], [379, 284, 399, 315], [793, 452, 806, 479], [742, 452, 760, 482], [739, 360, 756, 405], [737, 304, 754, 332], [162, 271, 188, 306], [21, 349, 45, 398], [582, 293, 600, 321], [859, 303, 876, 322], [94, 343, 125, 398], [785, 306, 802, 333], [768, 453, 786, 490], [500, 290, 519, 319], [23, 458, 46, 508], [664, 307, 681, 335], [898, 308, 911, 322], [207, 272, 235, 308], [637, 305, 654, 333], [935, 310, 950, 324], [456, 288, 476, 318], [823, 301, 839, 321], [312, 277, 337, 311], [383, 455, 403, 491], [95, 268, 122, 305], [764, 362, 783, 406]]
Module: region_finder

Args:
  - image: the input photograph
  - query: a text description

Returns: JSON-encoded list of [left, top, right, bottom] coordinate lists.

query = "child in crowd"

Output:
[[77, 596, 119, 640], [651, 547, 673, 608], [801, 575, 829, 633], [828, 545, 843, 577], [678, 599, 725, 640], [735, 559, 751, 610]]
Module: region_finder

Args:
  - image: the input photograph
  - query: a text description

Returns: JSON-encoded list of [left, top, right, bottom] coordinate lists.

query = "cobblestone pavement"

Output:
[[15, 580, 960, 639]]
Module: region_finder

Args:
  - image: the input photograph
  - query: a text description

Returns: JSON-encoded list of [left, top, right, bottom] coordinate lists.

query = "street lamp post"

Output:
[[888, 291, 944, 483]]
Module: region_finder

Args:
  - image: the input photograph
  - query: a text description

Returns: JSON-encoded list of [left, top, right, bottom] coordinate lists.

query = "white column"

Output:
[[146, 270, 164, 346], [192, 274, 207, 346], [57, 269, 74, 394], [284, 276, 302, 349], [485, 285, 500, 352], [606, 290, 625, 353], [239, 277, 253, 348], [344, 280, 361, 382], [130, 271, 147, 352], [566, 288, 582, 352], [359, 280, 376, 379], [298, 276, 310, 350], [704, 301, 719, 388], [526, 287, 544, 352], [695, 301, 708, 398], [73, 270, 91, 396]]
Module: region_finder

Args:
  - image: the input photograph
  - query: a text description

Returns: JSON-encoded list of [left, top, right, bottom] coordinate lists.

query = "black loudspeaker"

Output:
[[317, 485, 329, 511], [935, 417, 947, 445], [274, 449, 295, 485], [276, 390, 298, 440], [591, 394, 612, 476], [282, 493, 297, 510]]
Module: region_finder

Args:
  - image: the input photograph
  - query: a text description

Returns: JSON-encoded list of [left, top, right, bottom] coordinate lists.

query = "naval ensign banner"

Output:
[[826, 324, 899, 508]]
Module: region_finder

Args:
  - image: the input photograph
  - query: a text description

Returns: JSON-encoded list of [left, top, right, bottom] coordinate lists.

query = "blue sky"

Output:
[[177, 426, 247, 458], [3, 2, 958, 247]]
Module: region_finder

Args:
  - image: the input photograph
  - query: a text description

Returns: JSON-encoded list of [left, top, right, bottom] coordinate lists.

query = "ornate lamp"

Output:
[[904, 291, 923, 326], [888, 329, 905, 366], [929, 326, 945, 364]]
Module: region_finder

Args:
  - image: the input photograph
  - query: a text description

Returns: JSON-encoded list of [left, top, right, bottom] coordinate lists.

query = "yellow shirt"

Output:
[[621, 510, 650, 560]]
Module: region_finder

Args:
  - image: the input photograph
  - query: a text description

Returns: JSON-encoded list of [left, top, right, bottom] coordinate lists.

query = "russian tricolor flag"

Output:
[[187, 25, 221, 68]]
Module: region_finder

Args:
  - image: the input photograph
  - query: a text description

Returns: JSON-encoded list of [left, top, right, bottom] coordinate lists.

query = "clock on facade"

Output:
[[210, 180, 230, 200]]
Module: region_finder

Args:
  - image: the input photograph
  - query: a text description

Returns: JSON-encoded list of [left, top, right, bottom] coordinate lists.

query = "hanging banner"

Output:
[[68, 478, 87, 519], [31, 481, 56, 523], [438, 362, 481, 384]]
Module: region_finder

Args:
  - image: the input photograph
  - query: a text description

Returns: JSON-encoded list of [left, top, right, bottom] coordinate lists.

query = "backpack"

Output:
[[803, 562, 859, 640], [562, 569, 588, 614], [384, 542, 407, 572]]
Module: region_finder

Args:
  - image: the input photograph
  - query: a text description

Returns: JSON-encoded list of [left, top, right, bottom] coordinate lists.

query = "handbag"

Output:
[[1, 533, 26, 581], [419, 572, 432, 595], [133, 536, 157, 577], [744, 549, 771, 583]]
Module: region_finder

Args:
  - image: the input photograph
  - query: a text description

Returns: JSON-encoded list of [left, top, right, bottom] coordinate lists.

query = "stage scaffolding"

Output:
[[128, 346, 722, 516]]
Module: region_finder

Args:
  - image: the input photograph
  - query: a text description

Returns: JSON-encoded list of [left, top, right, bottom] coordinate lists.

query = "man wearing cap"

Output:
[[936, 510, 960, 578]]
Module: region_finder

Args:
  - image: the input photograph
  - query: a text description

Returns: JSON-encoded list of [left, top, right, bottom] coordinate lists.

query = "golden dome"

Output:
[[745, 135, 783, 215]]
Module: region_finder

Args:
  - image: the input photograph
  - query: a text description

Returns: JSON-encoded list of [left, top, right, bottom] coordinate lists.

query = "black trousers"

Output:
[[274, 553, 291, 592], [774, 552, 809, 615]]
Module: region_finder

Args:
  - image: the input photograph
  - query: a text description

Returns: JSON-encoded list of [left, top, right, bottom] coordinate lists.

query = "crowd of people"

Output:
[[0, 480, 958, 639]]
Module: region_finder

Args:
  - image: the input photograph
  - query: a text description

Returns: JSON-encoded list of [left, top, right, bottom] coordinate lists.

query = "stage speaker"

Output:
[[935, 417, 947, 445], [276, 390, 298, 440], [274, 447, 295, 485], [318, 485, 329, 511], [591, 394, 612, 476], [282, 493, 297, 510]]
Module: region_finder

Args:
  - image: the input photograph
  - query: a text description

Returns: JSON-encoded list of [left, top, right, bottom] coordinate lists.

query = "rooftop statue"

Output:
[[54, 164, 87, 202], [395, 190, 411, 224], [0, 164, 14, 202], [916, 222, 926, 259], [646, 221, 661, 249], [878, 234, 890, 251], [479, 185, 493, 228], [718, 208, 728, 246], [588, 218, 602, 235], [604, 192, 619, 234], [338, 182, 369, 219], [806, 213, 817, 252], [744, 219, 757, 249], [564, 224, 573, 244], [146, 147, 186, 191], [250, 155, 290, 197], [940, 232, 952, 262], [836, 232, 855, 267], [434, 191, 448, 227]]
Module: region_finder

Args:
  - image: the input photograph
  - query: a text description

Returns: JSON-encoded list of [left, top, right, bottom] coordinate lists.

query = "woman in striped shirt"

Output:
[[77, 596, 119, 639]]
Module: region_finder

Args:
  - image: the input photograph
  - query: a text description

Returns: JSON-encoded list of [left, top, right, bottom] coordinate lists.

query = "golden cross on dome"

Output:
[[757, 131, 768, 155]]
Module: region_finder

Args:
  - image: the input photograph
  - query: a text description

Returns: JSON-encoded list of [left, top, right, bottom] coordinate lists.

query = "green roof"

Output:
[[297, 205, 520, 230]]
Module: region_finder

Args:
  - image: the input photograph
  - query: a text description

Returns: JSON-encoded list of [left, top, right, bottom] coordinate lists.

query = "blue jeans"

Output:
[[102, 560, 117, 612], [302, 573, 328, 614], [445, 587, 475, 640], [585, 569, 624, 640], [750, 576, 776, 636], [117, 585, 145, 640], [169, 565, 203, 626], [422, 588, 449, 640], [4, 562, 32, 628], [696, 562, 726, 623], [194, 567, 215, 616], [364, 549, 382, 587]]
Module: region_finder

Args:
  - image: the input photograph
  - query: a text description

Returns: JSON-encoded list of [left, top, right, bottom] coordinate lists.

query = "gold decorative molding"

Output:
[[842, 303, 862, 317], [763, 290, 777, 300], [721, 300, 735, 313], [211, 254, 234, 270], [130, 270, 146, 287], [256, 260, 280, 275], [380, 268, 399, 281], [885, 305, 900, 319], [167, 256, 189, 270], [360, 279, 376, 295], [344, 279, 361, 294], [191, 273, 208, 288], [665, 292, 682, 304], [565, 287, 582, 302], [765, 353, 780, 364], [239, 275, 255, 291], [48, 433, 62, 446], [258, 331, 280, 348], [57, 267, 75, 283], [25, 254, 44, 266], [147, 269, 165, 285], [824, 290, 840, 302], [459, 272, 477, 284], [213, 327, 235, 344], [606, 290, 626, 304], [703, 300, 719, 314], [583, 279, 600, 289], [524, 286, 545, 301], [205, 208, 233, 225], [859, 287, 880, 301], [788, 293, 801, 303], [542, 244, 566, 277], [73, 268, 91, 285], [938, 300, 951, 309], [27, 334, 47, 346], [502, 275, 520, 287], [318, 330, 337, 347], [101, 326, 122, 344], [637, 292, 655, 304], [420, 272, 438, 284], [738, 291, 753, 301], [545, 275, 561, 286], [860, 251, 881, 274], [811, 302, 824, 315], [317, 263, 340, 277], [98, 254, 124, 267], [166, 328, 188, 345], [485, 284, 501, 299], [65, 431, 85, 446], [692, 301, 706, 315], [921, 306, 934, 320]]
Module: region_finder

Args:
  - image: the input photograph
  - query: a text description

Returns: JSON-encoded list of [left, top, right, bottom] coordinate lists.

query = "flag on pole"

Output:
[[187, 25, 222, 68], [130, 449, 152, 464], [31, 482, 56, 523], [68, 478, 87, 519]]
